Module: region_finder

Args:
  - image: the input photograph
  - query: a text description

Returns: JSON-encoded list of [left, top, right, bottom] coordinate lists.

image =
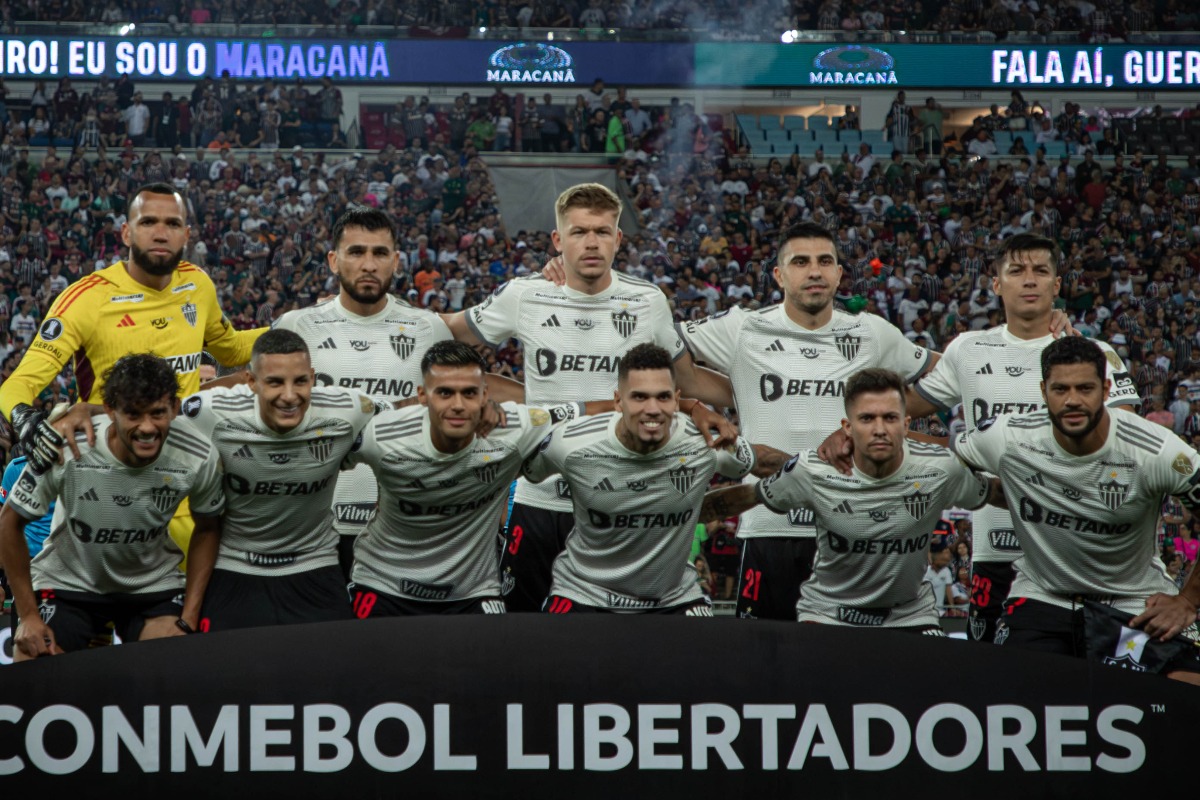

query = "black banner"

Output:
[[0, 617, 1195, 797]]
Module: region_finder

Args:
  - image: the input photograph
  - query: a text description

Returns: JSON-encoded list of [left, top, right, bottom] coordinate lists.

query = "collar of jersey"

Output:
[[998, 324, 1053, 347]]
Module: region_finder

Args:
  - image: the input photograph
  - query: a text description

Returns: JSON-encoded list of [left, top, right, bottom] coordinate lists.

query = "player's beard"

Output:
[[1048, 405, 1102, 441], [130, 242, 184, 277], [338, 270, 387, 305]]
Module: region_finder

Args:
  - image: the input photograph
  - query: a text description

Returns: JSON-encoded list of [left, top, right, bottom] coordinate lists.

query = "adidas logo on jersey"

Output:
[[833, 500, 853, 513], [232, 445, 254, 459], [78, 488, 99, 501], [593, 477, 615, 491], [317, 338, 337, 350], [766, 339, 785, 352], [116, 314, 136, 328], [542, 315, 562, 327], [975, 363, 993, 375], [1025, 472, 1046, 486]]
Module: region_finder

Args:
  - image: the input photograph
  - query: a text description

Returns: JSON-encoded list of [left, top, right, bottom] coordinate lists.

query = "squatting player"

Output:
[[698, 368, 999, 632], [180, 329, 377, 631], [442, 183, 735, 612], [953, 337, 1200, 683], [345, 341, 590, 616], [826, 234, 1138, 643], [0, 182, 263, 555], [0, 355, 224, 659], [523, 343, 787, 615]]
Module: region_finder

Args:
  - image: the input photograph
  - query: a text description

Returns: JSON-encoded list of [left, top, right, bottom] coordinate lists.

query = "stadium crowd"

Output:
[[2, 62, 1200, 610]]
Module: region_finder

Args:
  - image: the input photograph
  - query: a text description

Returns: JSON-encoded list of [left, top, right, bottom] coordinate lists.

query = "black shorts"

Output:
[[199, 565, 353, 632], [706, 552, 740, 579], [544, 595, 713, 616], [996, 597, 1200, 675], [500, 503, 575, 613], [735, 537, 817, 620], [350, 583, 506, 616], [968, 560, 1016, 643], [337, 534, 357, 584], [29, 588, 179, 652], [801, 619, 946, 636]]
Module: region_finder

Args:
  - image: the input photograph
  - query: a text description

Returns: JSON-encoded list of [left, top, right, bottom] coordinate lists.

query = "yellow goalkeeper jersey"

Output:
[[0, 261, 265, 418]]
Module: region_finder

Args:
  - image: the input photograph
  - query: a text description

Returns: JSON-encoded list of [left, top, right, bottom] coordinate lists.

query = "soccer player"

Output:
[[828, 234, 1138, 643], [678, 222, 934, 621], [345, 341, 590, 616], [953, 337, 1200, 682], [697, 368, 998, 632], [180, 329, 377, 631], [273, 207, 459, 579], [523, 343, 784, 615], [0, 354, 224, 660], [0, 454, 56, 641], [442, 183, 735, 612], [0, 182, 263, 556]]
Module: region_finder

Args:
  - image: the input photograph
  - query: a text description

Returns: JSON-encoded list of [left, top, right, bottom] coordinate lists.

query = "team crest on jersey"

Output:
[[834, 333, 861, 361], [474, 459, 499, 484], [390, 333, 416, 360], [669, 464, 697, 494], [180, 302, 198, 327], [151, 485, 181, 513], [969, 616, 988, 641], [308, 437, 334, 463], [612, 309, 638, 338], [1098, 475, 1129, 511], [38, 599, 56, 624], [903, 486, 931, 519]]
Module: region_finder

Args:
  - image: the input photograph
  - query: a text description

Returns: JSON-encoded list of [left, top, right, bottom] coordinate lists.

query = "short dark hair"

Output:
[[129, 182, 187, 219], [331, 207, 397, 251], [995, 233, 1060, 276], [420, 340, 488, 376], [776, 222, 836, 260], [102, 354, 179, 412], [251, 328, 310, 369], [1041, 336, 1106, 383], [617, 343, 675, 383], [844, 368, 906, 414]]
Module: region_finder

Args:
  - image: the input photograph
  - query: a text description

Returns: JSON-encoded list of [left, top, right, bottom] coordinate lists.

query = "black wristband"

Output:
[[175, 618, 196, 634]]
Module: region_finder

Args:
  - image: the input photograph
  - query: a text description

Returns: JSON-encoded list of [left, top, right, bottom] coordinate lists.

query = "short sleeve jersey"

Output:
[[4, 417, 224, 595], [345, 402, 564, 602], [0, 261, 264, 419], [467, 273, 685, 513], [274, 296, 453, 535], [952, 409, 1200, 613], [524, 413, 756, 610], [180, 385, 375, 576], [915, 326, 1140, 565], [756, 444, 989, 626], [679, 306, 930, 539], [0, 456, 54, 557]]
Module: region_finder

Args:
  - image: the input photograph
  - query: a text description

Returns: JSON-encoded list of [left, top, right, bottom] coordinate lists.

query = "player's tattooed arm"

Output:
[[750, 444, 791, 478], [680, 398, 739, 449], [698, 484, 759, 526]]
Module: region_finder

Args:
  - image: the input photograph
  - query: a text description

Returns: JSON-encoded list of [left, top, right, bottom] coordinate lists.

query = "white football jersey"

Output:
[[915, 326, 1140, 564], [6, 417, 224, 595], [274, 296, 453, 535], [523, 413, 756, 610], [756, 444, 989, 626], [181, 385, 376, 576], [467, 273, 685, 513], [679, 306, 930, 539], [953, 409, 1200, 613], [345, 402, 568, 602]]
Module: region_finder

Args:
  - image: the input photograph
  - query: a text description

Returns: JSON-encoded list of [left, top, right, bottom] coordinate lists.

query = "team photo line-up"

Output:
[[0, 181, 1197, 684]]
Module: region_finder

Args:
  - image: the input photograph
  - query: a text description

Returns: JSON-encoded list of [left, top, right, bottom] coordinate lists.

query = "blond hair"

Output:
[[554, 183, 622, 231]]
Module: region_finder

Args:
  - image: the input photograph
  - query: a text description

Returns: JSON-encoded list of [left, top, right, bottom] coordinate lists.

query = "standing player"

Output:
[[0, 454, 56, 643], [952, 337, 1200, 683], [273, 207, 459, 579], [524, 344, 784, 615], [679, 222, 933, 620], [345, 341, 588, 616], [180, 329, 377, 631], [442, 183, 735, 612], [698, 369, 998, 632], [0, 355, 224, 659], [889, 233, 1136, 643], [0, 182, 263, 556]]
